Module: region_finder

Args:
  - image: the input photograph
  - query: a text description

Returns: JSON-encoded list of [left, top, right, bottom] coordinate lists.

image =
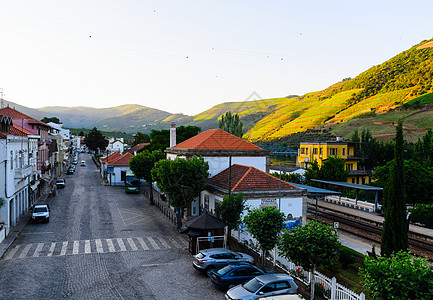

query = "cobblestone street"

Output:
[[0, 154, 224, 300]]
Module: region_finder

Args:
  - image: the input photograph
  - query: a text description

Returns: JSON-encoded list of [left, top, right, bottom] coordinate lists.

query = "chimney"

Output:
[[170, 122, 176, 147], [336, 136, 343, 142]]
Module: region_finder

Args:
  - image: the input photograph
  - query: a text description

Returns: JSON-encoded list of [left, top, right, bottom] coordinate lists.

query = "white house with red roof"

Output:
[[105, 152, 133, 186], [100, 152, 122, 181], [166, 129, 270, 177], [205, 164, 307, 223], [0, 115, 33, 239]]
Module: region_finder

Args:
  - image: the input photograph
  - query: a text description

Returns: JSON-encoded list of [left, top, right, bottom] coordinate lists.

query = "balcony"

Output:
[[15, 165, 32, 179]]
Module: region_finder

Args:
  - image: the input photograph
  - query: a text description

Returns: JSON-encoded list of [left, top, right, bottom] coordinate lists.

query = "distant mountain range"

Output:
[[3, 38, 433, 143]]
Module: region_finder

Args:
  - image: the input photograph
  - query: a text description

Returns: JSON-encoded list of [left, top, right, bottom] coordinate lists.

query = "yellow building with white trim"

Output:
[[297, 139, 371, 184]]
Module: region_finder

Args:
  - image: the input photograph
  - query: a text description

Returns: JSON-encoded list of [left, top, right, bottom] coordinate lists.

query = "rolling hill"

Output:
[[2, 38, 433, 143]]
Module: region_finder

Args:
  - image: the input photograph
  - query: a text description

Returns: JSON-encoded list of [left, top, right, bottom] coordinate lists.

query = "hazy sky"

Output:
[[0, 1, 432, 115]]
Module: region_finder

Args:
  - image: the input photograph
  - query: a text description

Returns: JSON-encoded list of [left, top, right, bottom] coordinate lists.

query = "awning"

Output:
[[41, 174, 52, 183]]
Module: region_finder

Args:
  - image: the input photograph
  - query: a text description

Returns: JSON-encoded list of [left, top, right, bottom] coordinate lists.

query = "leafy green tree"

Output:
[[279, 221, 341, 300], [414, 128, 433, 169], [320, 156, 349, 182], [361, 251, 433, 300], [146, 125, 201, 151], [219, 111, 243, 138], [41, 116, 60, 124], [83, 127, 109, 153], [132, 132, 150, 146], [270, 172, 305, 184], [129, 150, 165, 205], [152, 156, 209, 228], [215, 193, 246, 249], [304, 160, 320, 185], [243, 207, 285, 266], [78, 131, 85, 137], [381, 120, 408, 256], [371, 159, 433, 205]]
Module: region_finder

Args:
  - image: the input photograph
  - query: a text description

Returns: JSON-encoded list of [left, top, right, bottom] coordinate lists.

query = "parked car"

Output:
[[31, 205, 50, 223], [193, 248, 254, 274], [258, 295, 304, 300], [80, 160, 86, 166], [225, 273, 299, 300], [210, 263, 275, 290], [67, 166, 75, 174], [72, 160, 78, 165], [55, 178, 66, 188]]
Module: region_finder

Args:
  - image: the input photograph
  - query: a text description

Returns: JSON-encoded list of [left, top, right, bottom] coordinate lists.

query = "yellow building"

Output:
[[297, 139, 371, 185]]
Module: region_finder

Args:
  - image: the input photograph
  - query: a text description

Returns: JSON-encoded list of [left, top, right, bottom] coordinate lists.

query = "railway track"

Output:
[[307, 203, 433, 259]]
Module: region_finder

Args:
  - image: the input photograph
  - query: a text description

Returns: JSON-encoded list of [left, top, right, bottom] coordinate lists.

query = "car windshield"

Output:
[[34, 207, 48, 213], [242, 277, 264, 293], [216, 265, 234, 275]]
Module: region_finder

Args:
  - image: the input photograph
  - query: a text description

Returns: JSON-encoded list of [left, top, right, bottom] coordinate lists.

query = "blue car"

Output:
[[210, 264, 275, 290]]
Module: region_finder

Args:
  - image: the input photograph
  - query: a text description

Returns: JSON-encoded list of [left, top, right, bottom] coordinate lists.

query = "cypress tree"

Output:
[[381, 120, 409, 256]]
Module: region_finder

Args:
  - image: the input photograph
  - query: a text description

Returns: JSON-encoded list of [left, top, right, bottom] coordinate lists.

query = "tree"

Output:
[[319, 156, 349, 182], [219, 111, 243, 138], [41, 116, 60, 124], [371, 159, 433, 205], [304, 160, 320, 186], [361, 251, 433, 300], [129, 150, 165, 205], [270, 172, 305, 184], [414, 128, 433, 169], [83, 127, 109, 153], [132, 132, 150, 146], [78, 131, 85, 137], [215, 193, 246, 249], [152, 156, 209, 228], [381, 120, 408, 256], [243, 207, 285, 266], [279, 221, 341, 300]]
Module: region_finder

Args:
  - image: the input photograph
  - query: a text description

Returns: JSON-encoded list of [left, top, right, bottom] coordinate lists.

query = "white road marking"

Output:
[[47, 242, 56, 257], [84, 240, 91, 254], [19, 244, 32, 259], [117, 238, 126, 251], [73, 240, 79, 255], [95, 239, 103, 253], [60, 241, 68, 256], [127, 238, 138, 251], [106, 239, 115, 252], [5, 245, 21, 260], [147, 237, 159, 249], [33, 243, 44, 257], [168, 237, 181, 248], [157, 236, 170, 249], [137, 237, 149, 250]]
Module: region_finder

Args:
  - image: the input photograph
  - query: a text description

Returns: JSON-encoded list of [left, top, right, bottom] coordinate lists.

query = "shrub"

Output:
[[409, 204, 433, 228]]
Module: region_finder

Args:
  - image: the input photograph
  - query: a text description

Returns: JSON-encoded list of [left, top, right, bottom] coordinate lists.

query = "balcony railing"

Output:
[[15, 165, 32, 179]]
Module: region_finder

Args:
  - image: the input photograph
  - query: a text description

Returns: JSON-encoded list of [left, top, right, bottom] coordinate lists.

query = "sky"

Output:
[[0, 1, 432, 116]]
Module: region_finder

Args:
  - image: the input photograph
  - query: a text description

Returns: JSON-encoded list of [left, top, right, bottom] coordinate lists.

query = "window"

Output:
[[313, 148, 318, 155], [10, 151, 13, 170], [204, 194, 210, 212], [346, 164, 353, 171], [329, 148, 337, 156], [275, 281, 290, 290], [319, 148, 322, 155], [300, 148, 305, 154], [305, 148, 308, 155], [342, 148, 345, 156]]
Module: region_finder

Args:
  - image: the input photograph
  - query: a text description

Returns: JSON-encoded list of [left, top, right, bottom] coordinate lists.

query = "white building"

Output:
[[0, 116, 32, 239], [107, 138, 125, 154], [105, 152, 133, 186]]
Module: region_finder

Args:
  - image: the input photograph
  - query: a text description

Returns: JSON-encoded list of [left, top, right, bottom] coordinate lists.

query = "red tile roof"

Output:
[[100, 151, 122, 163], [12, 124, 35, 135], [173, 129, 262, 150], [107, 152, 133, 166], [208, 164, 299, 192], [0, 106, 50, 127], [126, 143, 149, 154]]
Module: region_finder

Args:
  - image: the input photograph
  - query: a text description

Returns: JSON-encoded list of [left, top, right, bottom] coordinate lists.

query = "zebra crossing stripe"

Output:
[[117, 238, 126, 251], [5, 245, 21, 260], [147, 237, 159, 249], [137, 237, 149, 250], [157, 237, 170, 249], [127, 238, 138, 251], [73, 240, 79, 255], [106, 239, 115, 252], [84, 240, 91, 254], [47, 242, 56, 257], [168, 237, 181, 248], [60, 241, 68, 256], [33, 243, 44, 257], [95, 239, 103, 253], [19, 244, 32, 259]]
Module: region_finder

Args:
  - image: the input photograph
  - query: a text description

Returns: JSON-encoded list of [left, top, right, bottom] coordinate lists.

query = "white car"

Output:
[[31, 205, 50, 223], [80, 161, 86, 166]]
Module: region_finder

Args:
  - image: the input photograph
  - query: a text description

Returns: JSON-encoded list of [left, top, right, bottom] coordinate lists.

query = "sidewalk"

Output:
[[0, 191, 49, 259]]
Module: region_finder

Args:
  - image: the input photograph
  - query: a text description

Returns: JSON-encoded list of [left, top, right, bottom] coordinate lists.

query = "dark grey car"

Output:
[[193, 248, 254, 274]]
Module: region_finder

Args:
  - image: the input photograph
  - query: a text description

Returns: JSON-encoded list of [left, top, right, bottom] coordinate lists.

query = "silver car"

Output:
[[193, 248, 254, 273], [225, 273, 299, 300]]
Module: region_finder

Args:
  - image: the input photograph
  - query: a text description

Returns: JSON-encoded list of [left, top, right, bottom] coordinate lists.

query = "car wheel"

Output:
[[206, 267, 216, 277], [46, 218, 50, 223]]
